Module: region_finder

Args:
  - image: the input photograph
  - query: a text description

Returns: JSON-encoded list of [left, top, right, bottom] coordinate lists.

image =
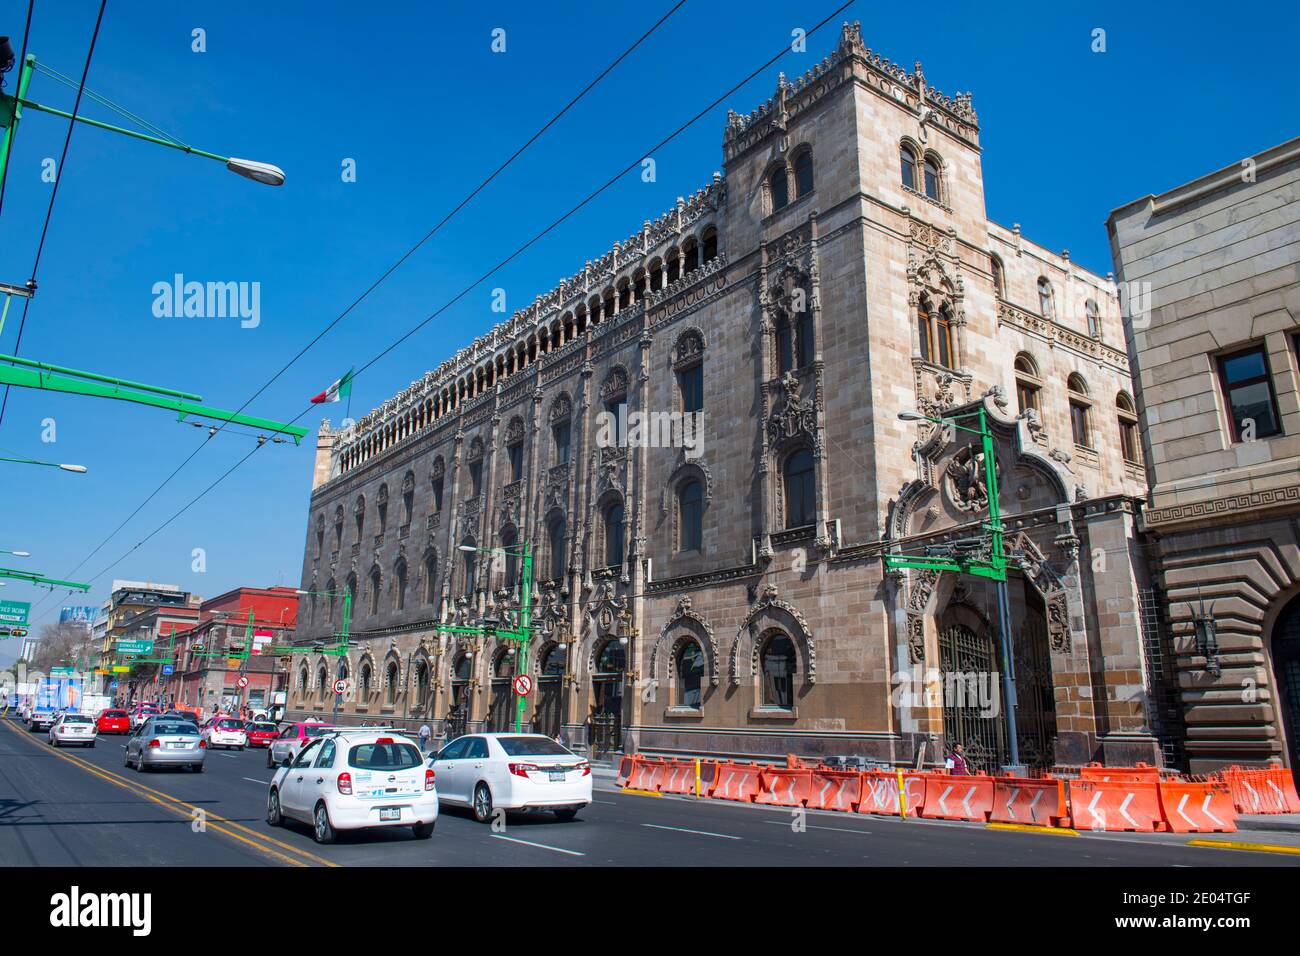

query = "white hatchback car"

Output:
[[266, 730, 437, 844], [429, 733, 591, 823], [49, 712, 98, 748], [202, 716, 248, 750]]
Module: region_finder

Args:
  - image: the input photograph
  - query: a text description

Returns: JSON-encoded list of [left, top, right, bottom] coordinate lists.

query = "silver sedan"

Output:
[[124, 717, 206, 773]]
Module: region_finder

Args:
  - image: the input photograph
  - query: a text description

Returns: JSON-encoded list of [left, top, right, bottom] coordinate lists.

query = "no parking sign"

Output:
[[332, 678, 347, 695], [512, 674, 533, 697]]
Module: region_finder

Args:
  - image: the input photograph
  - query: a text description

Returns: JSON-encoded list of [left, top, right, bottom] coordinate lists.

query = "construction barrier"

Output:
[[1078, 761, 1161, 786], [624, 757, 667, 792], [754, 768, 812, 807], [920, 773, 996, 822], [615, 754, 635, 788], [806, 769, 862, 812], [710, 762, 763, 802], [659, 760, 698, 796], [1157, 780, 1237, 833], [1218, 766, 1300, 815], [856, 770, 926, 816], [989, 776, 1071, 828], [1069, 778, 1165, 831]]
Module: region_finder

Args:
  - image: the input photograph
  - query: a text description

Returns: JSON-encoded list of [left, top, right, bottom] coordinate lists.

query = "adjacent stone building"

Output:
[[289, 24, 1160, 769], [1108, 137, 1300, 773]]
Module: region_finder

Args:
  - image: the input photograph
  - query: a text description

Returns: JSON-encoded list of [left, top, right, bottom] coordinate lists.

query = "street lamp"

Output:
[[889, 404, 1022, 771], [0, 453, 87, 472], [0, 549, 30, 557]]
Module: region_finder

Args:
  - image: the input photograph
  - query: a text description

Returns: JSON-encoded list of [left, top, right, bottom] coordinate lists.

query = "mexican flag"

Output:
[[311, 368, 354, 404]]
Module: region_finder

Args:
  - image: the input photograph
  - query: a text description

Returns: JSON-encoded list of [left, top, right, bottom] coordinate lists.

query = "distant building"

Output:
[[1108, 137, 1300, 773], [95, 581, 198, 693]]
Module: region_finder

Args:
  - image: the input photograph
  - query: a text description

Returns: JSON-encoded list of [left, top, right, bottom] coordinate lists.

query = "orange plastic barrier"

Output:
[[1078, 762, 1161, 785], [624, 757, 666, 792], [1069, 778, 1165, 831], [659, 760, 698, 795], [856, 770, 926, 816], [615, 754, 635, 788], [920, 773, 995, 822], [989, 777, 1070, 827], [710, 762, 763, 802], [806, 770, 861, 812], [1157, 780, 1237, 833], [1219, 766, 1300, 814], [754, 768, 812, 807]]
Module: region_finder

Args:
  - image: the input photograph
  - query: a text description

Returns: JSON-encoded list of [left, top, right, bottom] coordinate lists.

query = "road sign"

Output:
[[109, 680, 118, 690], [116, 639, 154, 655], [512, 674, 533, 697], [0, 599, 30, 625], [111, 665, 130, 673], [237, 675, 249, 688], [193, 642, 205, 652], [162, 664, 174, 676], [332, 678, 347, 695], [50, 666, 75, 677]]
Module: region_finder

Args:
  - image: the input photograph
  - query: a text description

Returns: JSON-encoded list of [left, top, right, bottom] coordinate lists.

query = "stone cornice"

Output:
[[997, 301, 1130, 373], [1142, 483, 1300, 531]]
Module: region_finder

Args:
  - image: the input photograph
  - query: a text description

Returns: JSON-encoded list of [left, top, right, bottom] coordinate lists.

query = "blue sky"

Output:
[[1, 0, 1296, 637]]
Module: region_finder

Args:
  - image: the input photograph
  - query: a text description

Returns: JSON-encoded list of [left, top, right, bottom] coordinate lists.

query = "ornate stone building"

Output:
[[1108, 137, 1300, 774], [289, 24, 1159, 768]]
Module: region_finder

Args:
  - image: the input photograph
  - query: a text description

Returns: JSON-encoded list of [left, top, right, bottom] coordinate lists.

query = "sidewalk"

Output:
[[1235, 813, 1300, 834]]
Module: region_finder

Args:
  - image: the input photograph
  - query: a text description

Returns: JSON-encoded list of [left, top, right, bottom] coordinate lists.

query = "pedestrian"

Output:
[[418, 723, 432, 753], [945, 743, 971, 775]]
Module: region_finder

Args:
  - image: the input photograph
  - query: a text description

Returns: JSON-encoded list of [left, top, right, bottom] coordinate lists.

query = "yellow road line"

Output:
[[986, 822, 1080, 837], [1, 718, 337, 867], [1187, 839, 1300, 856]]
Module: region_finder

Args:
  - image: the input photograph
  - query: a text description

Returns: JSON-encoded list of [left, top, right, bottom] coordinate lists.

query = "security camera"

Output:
[[0, 37, 15, 83]]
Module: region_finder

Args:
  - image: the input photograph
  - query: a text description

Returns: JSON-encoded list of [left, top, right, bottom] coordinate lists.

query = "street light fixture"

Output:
[[0, 453, 88, 472], [0, 549, 30, 557]]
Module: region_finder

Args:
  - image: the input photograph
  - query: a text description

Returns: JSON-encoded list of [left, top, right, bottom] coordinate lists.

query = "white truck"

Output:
[[79, 693, 112, 717]]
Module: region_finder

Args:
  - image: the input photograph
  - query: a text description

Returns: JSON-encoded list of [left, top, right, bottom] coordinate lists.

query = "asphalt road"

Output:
[[3, 715, 1298, 867]]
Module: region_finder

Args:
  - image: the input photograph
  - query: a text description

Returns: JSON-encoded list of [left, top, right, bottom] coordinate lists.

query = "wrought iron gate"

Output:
[[1012, 614, 1057, 768], [443, 707, 466, 742], [591, 711, 621, 755], [939, 623, 1006, 772]]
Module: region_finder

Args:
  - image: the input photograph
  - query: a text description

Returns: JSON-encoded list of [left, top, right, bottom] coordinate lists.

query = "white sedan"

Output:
[[429, 733, 591, 823], [201, 716, 248, 750], [266, 729, 437, 844], [49, 713, 98, 748]]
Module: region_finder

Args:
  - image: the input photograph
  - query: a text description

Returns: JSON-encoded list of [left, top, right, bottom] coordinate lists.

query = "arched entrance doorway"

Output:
[[488, 648, 515, 732], [446, 652, 471, 740], [1272, 595, 1300, 779], [938, 619, 1006, 772], [591, 639, 625, 754], [535, 643, 567, 738]]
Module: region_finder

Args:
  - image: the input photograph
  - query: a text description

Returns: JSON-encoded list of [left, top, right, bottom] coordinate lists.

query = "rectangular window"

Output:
[[679, 364, 703, 415], [1070, 401, 1091, 448], [553, 422, 571, 465], [1016, 381, 1041, 414], [469, 461, 483, 497], [432, 477, 444, 512], [1119, 418, 1141, 464], [508, 444, 523, 482], [1218, 346, 1282, 442], [604, 400, 625, 446]]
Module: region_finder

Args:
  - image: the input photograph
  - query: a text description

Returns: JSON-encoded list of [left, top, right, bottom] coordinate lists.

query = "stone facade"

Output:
[[287, 24, 1157, 768], [1108, 137, 1300, 774]]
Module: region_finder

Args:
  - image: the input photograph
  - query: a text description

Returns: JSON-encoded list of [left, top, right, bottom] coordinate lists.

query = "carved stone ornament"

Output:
[[1047, 594, 1070, 653], [729, 584, 815, 686], [765, 371, 817, 446], [599, 366, 629, 403], [431, 456, 446, 480], [907, 614, 925, 665], [504, 417, 525, 446], [549, 394, 572, 425], [672, 328, 705, 370], [943, 444, 1000, 514], [650, 594, 720, 687]]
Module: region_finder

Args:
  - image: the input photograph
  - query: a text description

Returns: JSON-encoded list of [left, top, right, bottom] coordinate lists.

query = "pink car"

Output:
[[265, 720, 333, 768]]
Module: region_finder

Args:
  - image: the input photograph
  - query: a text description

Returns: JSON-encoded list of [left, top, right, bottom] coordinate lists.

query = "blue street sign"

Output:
[[162, 664, 174, 676], [109, 680, 118, 690]]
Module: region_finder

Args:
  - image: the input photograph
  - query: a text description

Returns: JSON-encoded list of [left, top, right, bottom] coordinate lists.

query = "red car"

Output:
[[245, 721, 279, 748], [96, 709, 131, 735]]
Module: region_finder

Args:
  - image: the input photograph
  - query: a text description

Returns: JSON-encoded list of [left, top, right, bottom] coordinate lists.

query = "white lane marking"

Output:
[[762, 820, 871, 835], [243, 777, 270, 785], [642, 823, 740, 840], [490, 834, 585, 856]]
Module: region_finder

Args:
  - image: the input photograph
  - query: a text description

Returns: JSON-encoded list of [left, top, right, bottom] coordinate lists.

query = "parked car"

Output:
[[266, 720, 333, 768], [201, 716, 248, 750], [125, 717, 205, 772], [244, 721, 279, 748], [266, 729, 436, 843], [428, 733, 591, 823], [49, 712, 98, 748], [96, 708, 131, 734]]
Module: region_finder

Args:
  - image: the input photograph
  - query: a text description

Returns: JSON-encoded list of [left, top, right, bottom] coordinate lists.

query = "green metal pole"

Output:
[[515, 542, 533, 734], [977, 406, 1019, 767], [0, 54, 35, 200], [15, 95, 229, 163]]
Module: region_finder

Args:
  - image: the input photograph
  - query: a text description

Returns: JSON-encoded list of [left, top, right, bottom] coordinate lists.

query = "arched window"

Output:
[[548, 516, 567, 582], [900, 144, 918, 191], [760, 633, 796, 709], [297, 665, 309, 699], [1117, 392, 1141, 464], [414, 660, 430, 707], [918, 299, 955, 369], [595, 640, 626, 674], [1037, 277, 1055, 319], [333, 506, 344, 549], [431, 458, 445, 512], [701, 226, 718, 263], [359, 661, 373, 697], [776, 314, 794, 374], [507, 437, 524, 482], [768, 163, 789, 212], [325, 578, 337, 624], [783, 449, 816, 529], [1086, 299, 1101, 339], [678, 480, 703, 552], [317, 664, 329, 701], [461, 537, 477, 597], [1014, 353, 1042, 414], [423, 552, 438, 604], [991, 255, 1005, 300], [401, 471, 415, 527], [923, 155, 941, 201], [552, 420, 571, 466], [368, 567, 382, 616], [793, 149, 814, 198], [385, 661, 400, 704], [354, 495, 365, 539], [795, 307, 815, 369], [1068, 374, 1092, 448], [683, 237, 699, 272], [604, 501, 625, 570], [501, 526, 518, 589], [676, 641, 704, 709], [394, 558, 407, 612]]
